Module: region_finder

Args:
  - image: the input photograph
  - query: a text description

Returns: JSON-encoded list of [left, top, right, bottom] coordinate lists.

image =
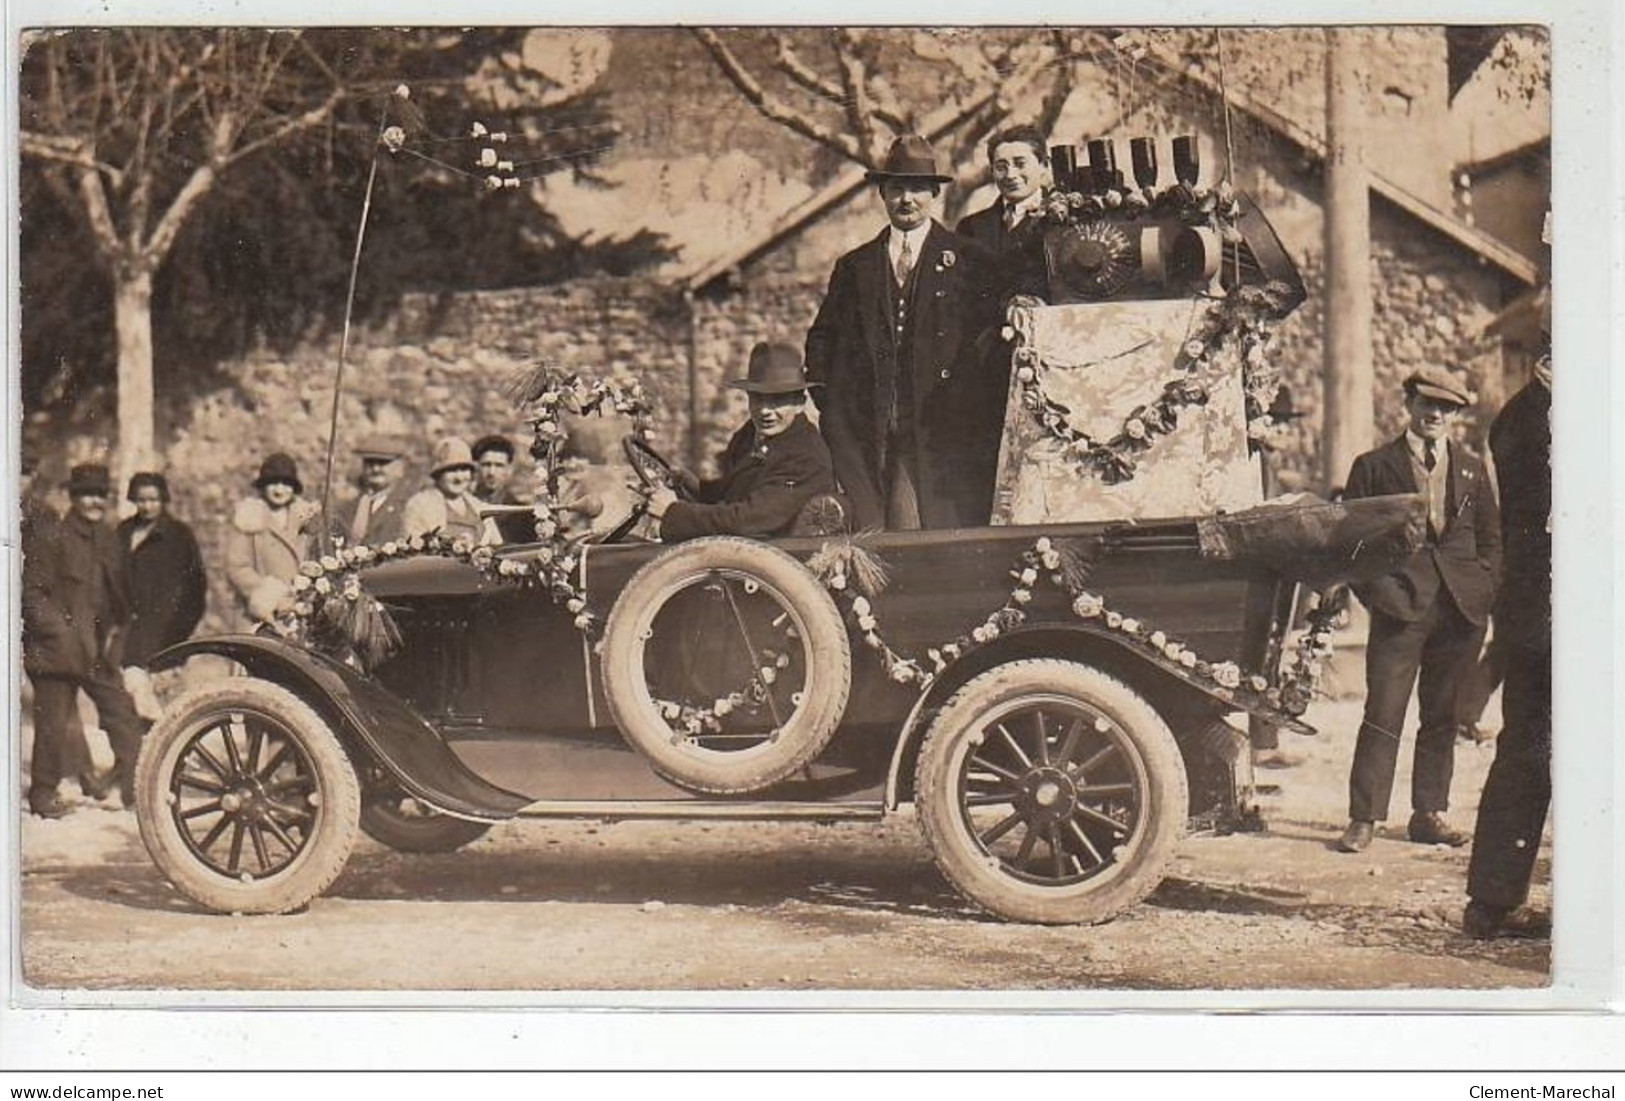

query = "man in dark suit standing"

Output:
[[1336, 368, 1501, 853], [1464, 353, 1552, 937], [954, 122, 1052, 302], [22, 464, 150, 816], [346, 437, 412, 546], [805, 133, 999, 531], [648, 343, 837, 541]]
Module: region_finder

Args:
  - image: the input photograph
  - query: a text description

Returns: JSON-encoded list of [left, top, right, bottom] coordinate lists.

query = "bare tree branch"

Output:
[[772, 34, 843, 104], [223, 86, 344, 165], [691, 28, 864, 164], [142, 160, 218, 263], [73, 161, 122, 258], [832, 29, 882, 163], [19, 131, 125, 187]]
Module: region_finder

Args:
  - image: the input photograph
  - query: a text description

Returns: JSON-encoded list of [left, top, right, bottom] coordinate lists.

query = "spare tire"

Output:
[[600, 536, 851, 794]]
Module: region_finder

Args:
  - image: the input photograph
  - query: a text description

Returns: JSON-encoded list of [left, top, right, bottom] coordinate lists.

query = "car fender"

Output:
[[882, 622, 1312, 808], [150, 635, 531, 822]]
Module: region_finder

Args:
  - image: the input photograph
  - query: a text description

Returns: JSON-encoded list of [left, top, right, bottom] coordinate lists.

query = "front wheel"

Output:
[[134, 677, 362, 915], [915, 660, 1187, 925]]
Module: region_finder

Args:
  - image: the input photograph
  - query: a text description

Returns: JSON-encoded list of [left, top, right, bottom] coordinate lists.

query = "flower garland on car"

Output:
[[1277, 585, 1351, 718], [806, 536, 1320, 719], [1036, 179, 1246, 231], [279, 523, 1329, 729], [1010, 280, 1299, 483]]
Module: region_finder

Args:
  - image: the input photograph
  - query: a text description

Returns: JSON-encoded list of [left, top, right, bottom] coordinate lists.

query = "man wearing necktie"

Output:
[[805, 133, 999, 531], [1335, 367, 1501, 853], [346, 436, 412, 546], [955, 123, 1052, 302]]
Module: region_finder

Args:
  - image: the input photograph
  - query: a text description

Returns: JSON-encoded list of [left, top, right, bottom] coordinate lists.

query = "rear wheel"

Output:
[[134, 678, 361, 915], [916, 659, 1187, 925], [360, 783, 492, 853]]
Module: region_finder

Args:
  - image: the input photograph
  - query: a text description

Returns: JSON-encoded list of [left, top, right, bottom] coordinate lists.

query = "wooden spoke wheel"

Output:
[[916, 659, 1186, 924], [134, 678, 361, 915]]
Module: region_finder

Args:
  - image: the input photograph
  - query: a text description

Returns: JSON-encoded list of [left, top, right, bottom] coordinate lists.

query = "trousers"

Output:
[[28, 667, 148, 799], [1348, 595, 1484, 822], [1467, 646, 1552, 909]]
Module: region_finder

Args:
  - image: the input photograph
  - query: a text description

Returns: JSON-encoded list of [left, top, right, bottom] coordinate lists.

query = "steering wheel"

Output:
[[623, 435, 697, 500]]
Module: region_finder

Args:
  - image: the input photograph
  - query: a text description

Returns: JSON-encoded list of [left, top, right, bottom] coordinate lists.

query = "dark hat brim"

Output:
[[254, 476, 304, 493], [865, 169, 953, 185], [727, 378, 822, 395]]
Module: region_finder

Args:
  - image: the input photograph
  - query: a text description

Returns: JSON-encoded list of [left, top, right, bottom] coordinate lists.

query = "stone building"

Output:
[[125, 28, 1550, 629]]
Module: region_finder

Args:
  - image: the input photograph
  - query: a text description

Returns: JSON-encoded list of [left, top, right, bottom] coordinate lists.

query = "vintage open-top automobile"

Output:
[[132, 166, 1423, 924], [135, 438, 1419, 924]]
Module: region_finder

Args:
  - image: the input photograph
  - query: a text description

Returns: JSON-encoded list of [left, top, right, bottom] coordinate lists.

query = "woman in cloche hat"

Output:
[[401, 436, 502, 544], [224, 452, 322, 630]]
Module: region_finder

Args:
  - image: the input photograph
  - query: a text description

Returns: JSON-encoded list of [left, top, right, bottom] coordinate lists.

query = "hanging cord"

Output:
[[318, 90, 396, 553]]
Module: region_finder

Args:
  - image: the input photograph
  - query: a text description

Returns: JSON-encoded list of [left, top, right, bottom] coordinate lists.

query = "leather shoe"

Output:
[[1408, 811, 1469, 847], [1462, 900, 1509, 939], [1336, 820, 1375, 853], [79, 768, 117, 802], [28, 791, 74, 820]]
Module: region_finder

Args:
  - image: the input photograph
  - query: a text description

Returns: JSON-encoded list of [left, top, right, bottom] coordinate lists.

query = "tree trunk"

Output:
[[113, 262, 157, 488], [1321, 28, 1375, 494]]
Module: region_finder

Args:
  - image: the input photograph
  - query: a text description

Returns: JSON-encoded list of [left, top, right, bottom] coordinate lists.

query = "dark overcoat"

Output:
[[22, 511, 131, 677], [117, 512, 208, 668], [1488, 379, 1551, 645], [1344, 435, 1501, 626], [661, 415, 836, 542], [804, 222, 1001, 530]]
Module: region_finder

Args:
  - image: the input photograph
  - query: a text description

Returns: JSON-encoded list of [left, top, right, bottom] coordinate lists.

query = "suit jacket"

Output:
[[1344, 435, 1501, 626], [347, 481, 412, 546], [661, 415, 836, 542], [1489, 379, 1551, 645], [23, 511, 131, 677], [955, 198, 1050, 301], [118, 512, 208, 667], [804, 222, 1000, 530], [476, 484, 537, 544]]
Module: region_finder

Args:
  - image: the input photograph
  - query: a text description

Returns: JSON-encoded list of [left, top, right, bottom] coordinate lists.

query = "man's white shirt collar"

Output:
[[1004, 191, 1046, 225], [888, 222, 932, 266], [1405, 430, 1448, 470]]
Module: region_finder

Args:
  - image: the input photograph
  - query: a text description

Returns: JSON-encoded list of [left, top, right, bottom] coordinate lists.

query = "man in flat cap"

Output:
[[805, 133, 1001, 531], [21, 463, 149, 816], [1335, 368, 1501, 854], [647, 342, 836, 541], [346, 436, 411, 546]]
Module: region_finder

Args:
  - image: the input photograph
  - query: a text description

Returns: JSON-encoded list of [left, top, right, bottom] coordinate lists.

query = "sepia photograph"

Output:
[[9, 12, 1591, 1022]]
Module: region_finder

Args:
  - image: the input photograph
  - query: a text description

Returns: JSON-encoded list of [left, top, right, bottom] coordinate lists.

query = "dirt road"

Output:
[[17, 697, 1549, 994]]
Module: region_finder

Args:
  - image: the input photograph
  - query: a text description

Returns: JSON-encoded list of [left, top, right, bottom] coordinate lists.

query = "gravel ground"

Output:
[[15, 693, 1551, 993]]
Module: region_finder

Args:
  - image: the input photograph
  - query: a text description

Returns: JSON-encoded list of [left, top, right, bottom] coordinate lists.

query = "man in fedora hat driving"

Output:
[[805, 133, 1001, 531], [647, 342, 836, 542], [1335, 367, 1501, 854]]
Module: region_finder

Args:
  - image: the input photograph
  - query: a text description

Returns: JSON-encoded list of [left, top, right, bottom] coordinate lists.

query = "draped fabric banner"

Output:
[[991, 300, 1263, 524]]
